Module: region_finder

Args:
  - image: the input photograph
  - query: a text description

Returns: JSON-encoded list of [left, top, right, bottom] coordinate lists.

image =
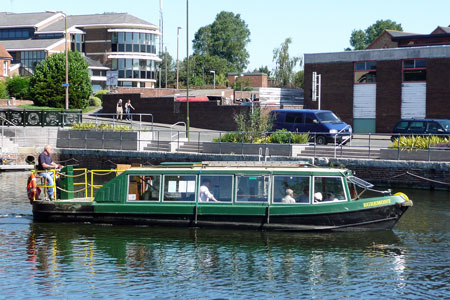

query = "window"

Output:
[[3, 61, 8, 77], [354, 61, 376, 83], [285, 113, 303, 124], [199, 175, 233, 202], [273, 175, 310, 204], [236, 175, 270, 203], [403, 59, 426, 82], [20, 51, 45, 74], [128, 175, 161, 201], [163, 175, 196, 202], [111, 31, 157, 54], [313, 176, 346, 203], [0, 28, 33, 40], [394, 121, 409, 130]]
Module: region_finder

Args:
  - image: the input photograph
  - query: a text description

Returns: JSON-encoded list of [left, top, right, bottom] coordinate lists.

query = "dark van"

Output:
[[391, 119, 450, 141], [270, 109, 352, 145]]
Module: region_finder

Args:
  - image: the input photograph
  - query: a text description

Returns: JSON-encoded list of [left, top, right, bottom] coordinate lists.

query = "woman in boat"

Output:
[[282, 189, 296, 203]]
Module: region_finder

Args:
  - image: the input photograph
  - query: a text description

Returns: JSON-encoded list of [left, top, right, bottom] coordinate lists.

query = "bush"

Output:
[[89, 96, 102, 107], [0, 80, 8, 99], [269, 129, 309, 144], [30, 51, 92, 109], [212, 132, 245, 143], [95, 89, 109, 100], [71, 123, 135, 131], [6, 75, 30, 99], [390, 135, 450, 150]]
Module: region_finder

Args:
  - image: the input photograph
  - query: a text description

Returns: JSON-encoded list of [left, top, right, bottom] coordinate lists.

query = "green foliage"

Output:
[[157, 51, 176, 88], [255, 66, 271, 77], [0, 80, 8, 99], [233, 106, 273, 141], [6, 75, 30, 99], [349, 19, 403, 50], [94, 89, 109, 100], [179, 54, 232, 88], [71, 123, 135, 131], [89, 96, 102, 107], [29, 51, 92, 109], [390, 136, 450, 150], [212, 132, 245, 143], [269, 129, 309, 144], [294, 70, 304, 88], [193, 11, 251, 72], [273, 38, 302, 88]]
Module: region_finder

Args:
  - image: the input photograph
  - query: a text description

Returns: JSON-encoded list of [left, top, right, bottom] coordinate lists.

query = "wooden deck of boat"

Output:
[[56, 197, 92, 203]]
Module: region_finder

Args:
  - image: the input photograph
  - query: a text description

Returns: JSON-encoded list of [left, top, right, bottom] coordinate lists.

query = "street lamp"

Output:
[[176, 26, 182, 90], [233, 74, 243, 102], [210, 70, 215, 89], [63, 13, 69, 110]]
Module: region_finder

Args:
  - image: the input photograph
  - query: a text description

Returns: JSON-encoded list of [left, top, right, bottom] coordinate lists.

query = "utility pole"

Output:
[[186, 0, 190, 138], [64, 13, 69, 110], [165, 46, 168, 88], [176, 26, 182, 89], [159, 0, 163, 88]]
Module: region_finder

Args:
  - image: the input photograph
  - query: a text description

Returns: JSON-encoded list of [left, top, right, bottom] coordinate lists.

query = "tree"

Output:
[[157, 51, 176, 88], [349, 19, 403, 50], [6, 75, 30, 99], [272, 38, 302, 88], [255, 66, 271, 77], [293, 70, 304, 88], [30, 51, 92, 109], [179, 54, 232, 87], [193, 11, 251, 72]]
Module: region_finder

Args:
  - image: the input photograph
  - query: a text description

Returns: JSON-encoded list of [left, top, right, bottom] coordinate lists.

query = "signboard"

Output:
[[106, 71, 119, 86]]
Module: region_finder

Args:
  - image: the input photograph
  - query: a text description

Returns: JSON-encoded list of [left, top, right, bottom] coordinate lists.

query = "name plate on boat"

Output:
[[363, 199, 391, 208]]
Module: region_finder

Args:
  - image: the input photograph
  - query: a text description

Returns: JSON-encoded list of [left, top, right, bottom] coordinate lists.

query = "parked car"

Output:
[[270, 109, 352, 145], [391, 119, 450, 141]]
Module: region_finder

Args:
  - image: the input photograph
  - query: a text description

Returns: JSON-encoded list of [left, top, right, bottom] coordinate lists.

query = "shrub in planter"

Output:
[[390, 136, 450, 150], [213, 132, 246, 143], [269, 129, 309, 144]]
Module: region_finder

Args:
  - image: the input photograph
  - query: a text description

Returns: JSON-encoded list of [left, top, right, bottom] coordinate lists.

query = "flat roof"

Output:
[[305, 45, 450, 64]]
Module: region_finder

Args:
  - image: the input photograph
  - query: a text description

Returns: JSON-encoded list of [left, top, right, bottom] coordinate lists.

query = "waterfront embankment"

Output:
[[49, 148, 450, 190]]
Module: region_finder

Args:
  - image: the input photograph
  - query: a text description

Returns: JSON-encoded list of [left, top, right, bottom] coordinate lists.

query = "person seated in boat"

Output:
[[282, 189, 296, 203], [314, 192, 323, 203], [37, 144, 63, 201], [142, 176, 157, 200], [199, 179, 219, 202], [296, 186, 310, 203], [326, 192, 339, 201]]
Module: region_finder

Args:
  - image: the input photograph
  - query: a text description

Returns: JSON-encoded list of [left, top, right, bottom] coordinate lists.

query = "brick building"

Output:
[[304, 27, 450, 133], [0, 12, 160, 91], [0, 43, 12, 81], [228, 72, 268, 88]]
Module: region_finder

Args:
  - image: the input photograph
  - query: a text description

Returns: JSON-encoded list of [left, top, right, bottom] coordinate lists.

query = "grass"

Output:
[[18, 104, 99, 113]]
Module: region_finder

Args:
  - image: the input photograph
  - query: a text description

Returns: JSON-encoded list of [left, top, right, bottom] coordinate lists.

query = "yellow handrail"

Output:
[[32, 169, 57, 201], [90, 169, 118, 202]]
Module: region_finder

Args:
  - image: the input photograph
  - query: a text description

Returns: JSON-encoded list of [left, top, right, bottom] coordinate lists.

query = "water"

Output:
[[0, 172, 449, 299]]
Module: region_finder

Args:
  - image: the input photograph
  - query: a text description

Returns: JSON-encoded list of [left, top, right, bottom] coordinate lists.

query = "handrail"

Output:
[[84, 112, 154, 131], [334, 125, 352, 158], [170, 122, 187, 145], [0, 115, 18, 158]]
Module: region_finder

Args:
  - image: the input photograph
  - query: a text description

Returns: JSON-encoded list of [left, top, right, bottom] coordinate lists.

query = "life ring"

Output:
[[27, 173, 41, 204], [394, 192, 410, 202]]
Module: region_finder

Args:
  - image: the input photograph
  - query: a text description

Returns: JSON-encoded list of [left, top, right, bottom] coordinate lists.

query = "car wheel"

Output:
[[316, 135, 327, 145]]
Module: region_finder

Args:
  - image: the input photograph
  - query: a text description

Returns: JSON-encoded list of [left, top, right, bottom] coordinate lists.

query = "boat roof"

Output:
[[125, 161, 348, 174]]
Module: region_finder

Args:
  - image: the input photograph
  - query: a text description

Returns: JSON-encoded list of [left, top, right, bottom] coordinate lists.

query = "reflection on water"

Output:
[[0, 171, 449, 299]]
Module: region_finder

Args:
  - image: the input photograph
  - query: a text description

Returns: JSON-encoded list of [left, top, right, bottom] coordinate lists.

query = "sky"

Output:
[[5, 0, 450, 72]]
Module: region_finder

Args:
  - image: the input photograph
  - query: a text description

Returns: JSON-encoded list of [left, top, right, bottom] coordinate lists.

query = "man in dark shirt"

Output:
[[38, 145, 63, 200]]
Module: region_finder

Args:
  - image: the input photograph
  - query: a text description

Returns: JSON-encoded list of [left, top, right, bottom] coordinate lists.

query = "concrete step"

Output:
[[177, 142, 204, 153], [299, 146, 380, 158], [143, 141, 171, 152]]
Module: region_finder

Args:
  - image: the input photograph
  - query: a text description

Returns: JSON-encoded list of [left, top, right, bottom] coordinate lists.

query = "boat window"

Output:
[[199, 175, 233, 202], [163, 175, 196, 202], [236, 175, 270, 203], [128, 175, 160, 201], [313, 176, 347, 203], [273, 175, 310, 204]]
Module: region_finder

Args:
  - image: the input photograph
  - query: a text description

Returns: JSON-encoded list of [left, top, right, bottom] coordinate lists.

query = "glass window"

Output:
[[286, 113, 303, 124], [236, 175, 269, 203], [354, 61, 376, 83], [403, 59, 427, 82], [128, 175, 160, 201], [163, 175, 196, 202], [394, 121, 409, 130], [111, 32, 118, 44], [273, 175, 310, 204], [313, 177, 346, 203], [199, 175, 233, 202], [118, 32, 124, 43]]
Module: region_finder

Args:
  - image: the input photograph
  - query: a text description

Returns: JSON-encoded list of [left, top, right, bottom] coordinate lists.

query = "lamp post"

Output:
[[210, 70, 215, 89], [186, 0, 190, 138], [176, 26, 182, 90], [64, 13, 69, 110]]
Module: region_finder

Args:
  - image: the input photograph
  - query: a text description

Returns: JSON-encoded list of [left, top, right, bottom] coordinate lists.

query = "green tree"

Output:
[[6, 75, 30, 99], [273, 38, 302, 88], [179, 54, 232, 88], [193, 11, 251, 72], [234, 106, 273, 141], [157, 51, 176, 88], [255, 66, 271, 77], [0, 80, 9, 99], [30, 51, 92, 109], [349, 19, 403, 50], [293, 70, 304, 88]]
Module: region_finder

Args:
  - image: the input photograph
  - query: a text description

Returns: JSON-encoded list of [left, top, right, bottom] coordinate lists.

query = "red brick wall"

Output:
[[304, 62, 354, 124], [426, 58, 450, 118], [103, 93, 251, 130], [228, 74, 268, 88], [376, 60, 403, 133]]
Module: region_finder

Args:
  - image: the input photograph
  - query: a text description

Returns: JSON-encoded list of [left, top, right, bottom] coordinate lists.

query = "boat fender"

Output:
[[394, 192, 410, 202], [27, 173, 41, 204]]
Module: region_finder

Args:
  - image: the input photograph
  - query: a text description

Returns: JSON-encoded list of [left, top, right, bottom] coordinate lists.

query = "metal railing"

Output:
[[81, 112, 154, 131]]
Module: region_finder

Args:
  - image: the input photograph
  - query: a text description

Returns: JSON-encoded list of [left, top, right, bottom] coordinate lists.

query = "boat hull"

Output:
[[32, 201, 410, 232]]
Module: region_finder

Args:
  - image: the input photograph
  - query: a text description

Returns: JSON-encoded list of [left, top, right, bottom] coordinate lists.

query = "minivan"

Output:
[[391, 119, 450, 141], [270, 109, 352, 145]]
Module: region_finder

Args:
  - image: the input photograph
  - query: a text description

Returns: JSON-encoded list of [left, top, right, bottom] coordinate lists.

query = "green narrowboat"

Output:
[[31, 161, 412, 231]]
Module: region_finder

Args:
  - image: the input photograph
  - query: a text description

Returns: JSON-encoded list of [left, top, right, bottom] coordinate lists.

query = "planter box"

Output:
[[57, 129, 152, 151], [202, 142, 307, 156], [380, 148, 450, 161]]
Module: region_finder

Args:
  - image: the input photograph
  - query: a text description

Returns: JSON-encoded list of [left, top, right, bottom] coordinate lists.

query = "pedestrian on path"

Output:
[[116, 99, 123, 120], [125, 99, 135, 121]]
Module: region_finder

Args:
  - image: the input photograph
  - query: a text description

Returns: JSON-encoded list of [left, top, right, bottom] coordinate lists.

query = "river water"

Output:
[[0, 172, 448, 299]]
